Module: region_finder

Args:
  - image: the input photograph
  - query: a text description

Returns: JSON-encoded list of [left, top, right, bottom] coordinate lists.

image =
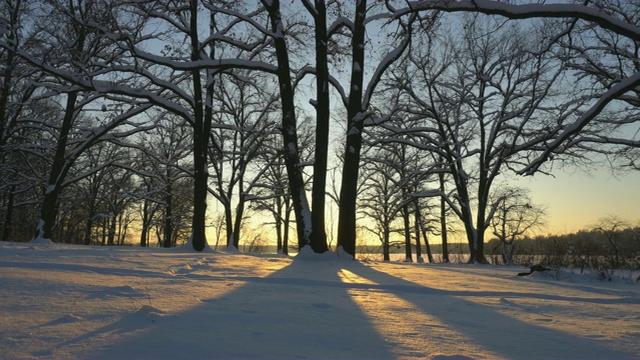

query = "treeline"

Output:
[[486, 226, 640, 270], [349, 225, 640, 269], [1, 1, 639, 263]]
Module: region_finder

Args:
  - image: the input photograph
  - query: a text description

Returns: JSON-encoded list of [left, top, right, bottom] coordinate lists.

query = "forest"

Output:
[[0, 0, 639, 264]]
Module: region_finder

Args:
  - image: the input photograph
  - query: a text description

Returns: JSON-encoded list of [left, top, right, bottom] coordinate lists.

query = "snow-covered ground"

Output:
[[1, 241, 639, 360]]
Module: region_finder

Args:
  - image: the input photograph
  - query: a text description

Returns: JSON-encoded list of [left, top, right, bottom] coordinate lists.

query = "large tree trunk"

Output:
[[117, 212, 128, 246], [423, 230, 434, 264], [163, 182, 173, 248], [337, 0, 367, 259], [402, 204, 412, 262], [274, 195, 283, 253], [474, 222, 487, 263], [107, 215, 116, 246], [1, 186, 15, 241], [139, 200, 150, 247], [190, 88, 208, 251], [414, 203, 422, 263], [382, 227, 390, 261], [33, 92, 78, 242], [417, 207, 435, 263], [100, 219, 107, 246], [264, 0, 313, 249], [232, 194, 245, 249], [438, 171, 450, 263], [189, 0, 209, 251], [454, 176, 477, 263], [447, 158, 479, 263], [501, 239, 514, 265], [223, 200, 233, 248], [283, 202, 291, 255], [0, 0, 19, 148], [309, 0, 330, 254], [83, 205, 95, 246], [139, 227, 147, 247]]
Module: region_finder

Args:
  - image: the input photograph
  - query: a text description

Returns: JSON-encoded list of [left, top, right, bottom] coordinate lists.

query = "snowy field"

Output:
[[1, 241, 639, 360]]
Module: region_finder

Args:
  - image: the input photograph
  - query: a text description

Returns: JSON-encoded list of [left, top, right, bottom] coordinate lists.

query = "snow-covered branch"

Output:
[[519, 71, 640, 175], [404, 0, 640, 41]]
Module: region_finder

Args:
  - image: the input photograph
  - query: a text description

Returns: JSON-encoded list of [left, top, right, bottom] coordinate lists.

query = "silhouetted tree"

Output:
[[489, 186, 547, 265]]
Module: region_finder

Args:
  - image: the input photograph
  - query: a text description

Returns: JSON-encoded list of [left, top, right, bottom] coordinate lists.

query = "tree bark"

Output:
[[264, 0, 313, 250], [383, 227, 390, 261], [163, 177, 173, 248], [275, 195, 283, 253], [190, 0, 209, 251], [414, 203, 422, 263], [309, 0, 330, 253], [438, 170, 449, 263], [232, 193, 245, 249], [402, 204, 413, 262], [107, 215, 116, 245], [140, 199, 150, 247], [33, 92, 78, 241], [1, 186, 15, 241], [83, 203, 95, 246], [283, 202, 291, 255], [337, 0, 367, 259]]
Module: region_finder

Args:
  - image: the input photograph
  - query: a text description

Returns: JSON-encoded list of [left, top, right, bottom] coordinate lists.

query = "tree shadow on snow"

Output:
[[87, 255, 396, 360], [345, 263, 638, 360], [68, 254, 639, 360]]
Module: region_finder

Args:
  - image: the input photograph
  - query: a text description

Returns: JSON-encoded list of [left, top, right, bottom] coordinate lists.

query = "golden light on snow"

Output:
[[2, 243, 638, 359], [337, 268, 503, 359], [354, 263, 640, 359]]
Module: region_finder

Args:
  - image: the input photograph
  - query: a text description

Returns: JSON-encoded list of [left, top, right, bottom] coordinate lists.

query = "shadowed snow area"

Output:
[[0, 242, 639, 360]]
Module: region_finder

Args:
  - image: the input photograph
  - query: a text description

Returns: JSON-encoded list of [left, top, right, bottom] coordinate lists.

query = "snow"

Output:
[[1, 241, 639, 360]]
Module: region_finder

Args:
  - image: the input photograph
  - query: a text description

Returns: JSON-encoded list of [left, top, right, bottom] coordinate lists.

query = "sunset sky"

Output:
[[508, 167, 640, 235], [224, 163, 640, 247]]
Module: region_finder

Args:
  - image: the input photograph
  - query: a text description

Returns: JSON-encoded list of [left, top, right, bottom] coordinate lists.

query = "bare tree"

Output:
[[592, 215, 632, 270], [258, 0, 315, 250], [300, 0, 331, 253], [386, 14, 565, 262], [489, 186, 547, 265], [0, 0, 154, 242], [130, 115, 193, 248], [71, 140, 127, 246], [548, 2, 640, 171], [54, 140, 138, 245], [361, 109, 439, 262], [359, 146, 404, 261], [332, 1, 423, 259], [0, 0, 48, 242], [208, 69, 279, 250], [1, 1, 270, 250], [250, 134, 293, 254], [405, 0, 640, 175]]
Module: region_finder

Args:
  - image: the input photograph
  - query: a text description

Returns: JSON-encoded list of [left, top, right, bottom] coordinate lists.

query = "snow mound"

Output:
[[133, 305, 166, 317], [294, 246, 338, 261], [131, 305, 167, 324], [175, 238, 216, 253], [335, 245, 355, 260], [222, 246, 241, 254]]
